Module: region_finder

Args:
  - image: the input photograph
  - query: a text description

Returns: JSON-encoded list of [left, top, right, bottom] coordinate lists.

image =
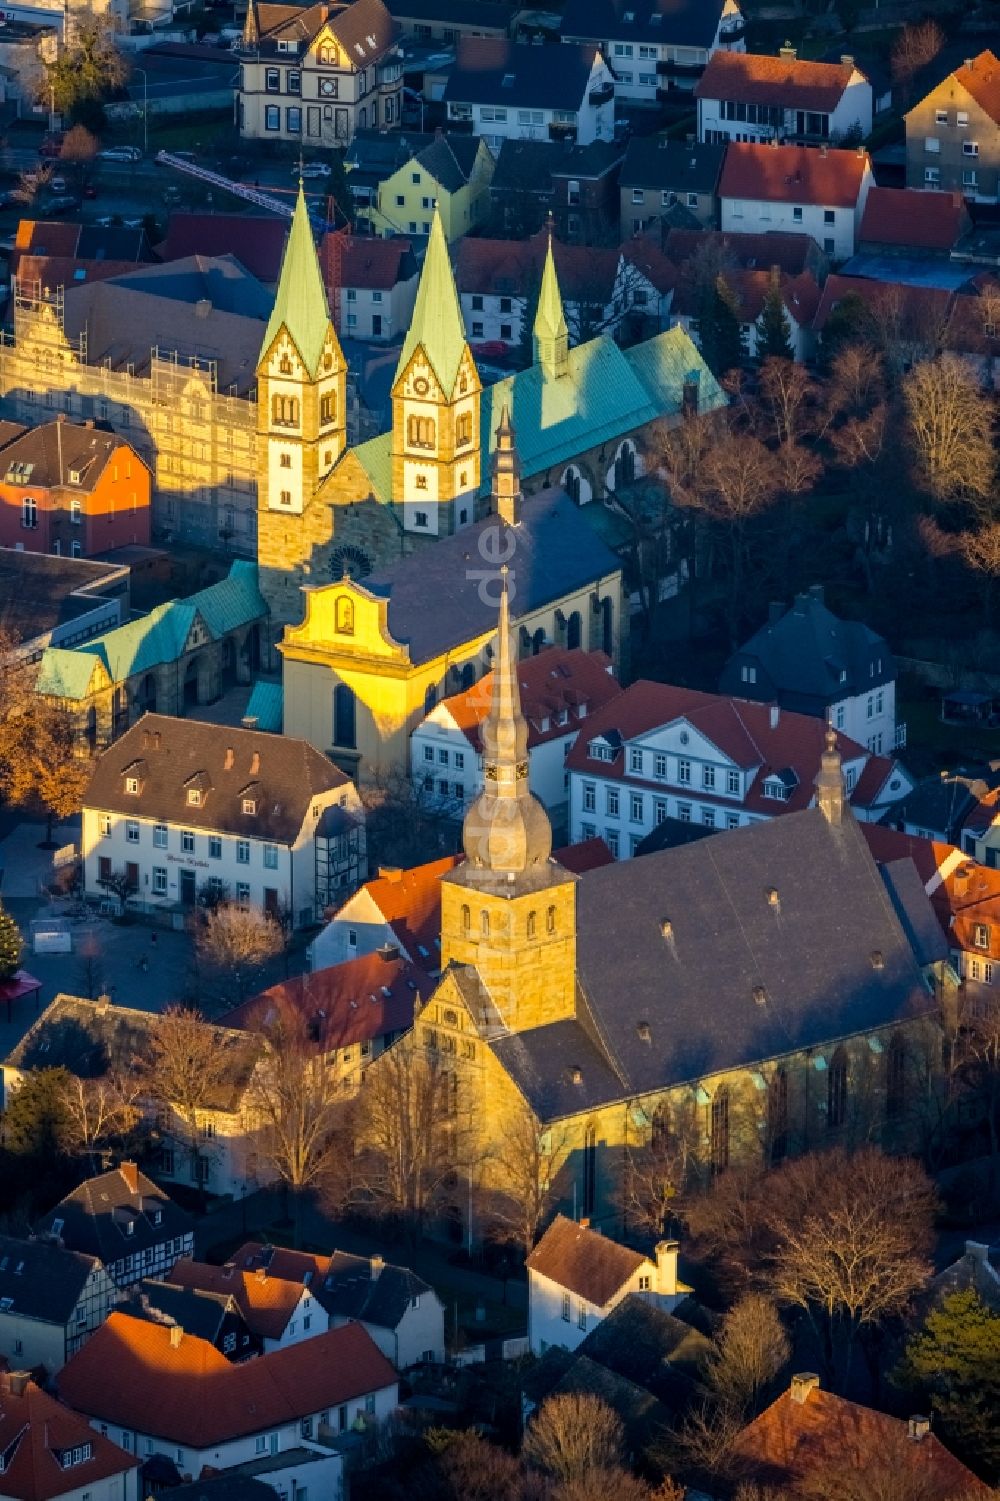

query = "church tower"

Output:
[[533, 233, 569, 380], [491, 403, 521, 526], [390, 206, 481, 541], [440, 570, 578, 1032]]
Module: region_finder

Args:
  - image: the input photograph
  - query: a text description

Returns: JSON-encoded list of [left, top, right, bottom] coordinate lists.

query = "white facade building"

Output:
[[718, 142, 874, 261], [306, 855, 460, 972], [696, 49, 873, 146], [562, 0, 746, 104], [444, 38, 615, 150]]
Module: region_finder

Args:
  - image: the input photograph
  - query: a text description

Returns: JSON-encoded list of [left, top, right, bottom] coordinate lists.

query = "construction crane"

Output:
[[155, 152, 348, 229]]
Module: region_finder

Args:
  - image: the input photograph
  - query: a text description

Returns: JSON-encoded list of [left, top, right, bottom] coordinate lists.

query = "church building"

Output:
[[359, 579, 950, 1236]]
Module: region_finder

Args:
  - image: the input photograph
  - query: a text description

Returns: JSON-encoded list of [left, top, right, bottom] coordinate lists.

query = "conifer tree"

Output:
[[0, 901, 23, 982], [896, 1288, 1000, 1476], [756, 275, 794, 362], [697, 275, 746, 379]]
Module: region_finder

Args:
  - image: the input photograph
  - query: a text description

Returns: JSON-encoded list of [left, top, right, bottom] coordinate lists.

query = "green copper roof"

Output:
[[394, 206, 468, 397], [624, 326, 727, 416], [354, 432, 393, 504], [259, 185, 331, 377], [37, 563, 266, 701], [244, 678, 283, 733], [533, 236, 568, 346]]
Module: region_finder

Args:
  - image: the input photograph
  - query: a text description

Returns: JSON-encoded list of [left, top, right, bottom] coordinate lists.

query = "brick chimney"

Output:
[[169, 1325, 183, 1349], [250, 751, 260, 775], [654, 1239, 679, 1295], [224, 747, 234, 770], [120, 1161, 139, 1195], [908, 1415, 931, 1441], [789, 1373, 820, 1404], [370, 1255, 385, 1280]]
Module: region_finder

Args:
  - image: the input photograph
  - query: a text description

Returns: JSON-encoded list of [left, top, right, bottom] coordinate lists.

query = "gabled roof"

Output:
[[124, 1278, 235, 1345], [719, 143, 871, 208], [812, 272, 953, 335], [860, 187, 968, 252], [353, 854, 462, 964], [166, 1246, 315, 1340], [455, 229, 619, 303], [0, 1235, 103, 1325], [665, 226, 819, 276], [951, 49, 1000, 127], [0, 418, 142, 494], [316, 1249, 435, 1329], [673, 267, 820, 327], [158, 213, 289, 283], [84, 712, 350, 843], [429, 647, 620, 752], [250, 0, 396, 61], [720, 588, 892, 708], [732, 1380, 986, 1498], [491, 138, 625, 196], [577, 1293, 713, 1396], [57, 1313, 397, 1448], [321, 232, 417, 294], [561, 0, 726, 49], [527, 1214, 648, 1306], [260, 184, 333, 376], [34, 1163, 194, 1267], [620, 135, 725, 193], [696, 50, 860, 111], [393, 207, 468, 396], [444, 36, 602, 111], [0, 1376, 137, 1501]]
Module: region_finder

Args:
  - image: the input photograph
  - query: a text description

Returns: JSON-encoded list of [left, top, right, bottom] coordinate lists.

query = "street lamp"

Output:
[[132, 66, 149, 156]]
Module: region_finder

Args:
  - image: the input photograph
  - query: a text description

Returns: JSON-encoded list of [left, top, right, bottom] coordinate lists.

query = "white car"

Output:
[[98, 146, 141, 163], [293, 162, 331, 179]]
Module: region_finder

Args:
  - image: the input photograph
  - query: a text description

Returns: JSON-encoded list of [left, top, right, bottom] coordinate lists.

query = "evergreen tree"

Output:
[[756, 275, 794, 362], [895, 1288, 1000, 1477], [697, 275, 747, 379], [2, 1067, 72, 1159], [0, 901, 22, 982]]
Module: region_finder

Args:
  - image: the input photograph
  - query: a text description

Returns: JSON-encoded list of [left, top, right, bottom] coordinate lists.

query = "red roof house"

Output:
[[0, 1372, 138, 1501]]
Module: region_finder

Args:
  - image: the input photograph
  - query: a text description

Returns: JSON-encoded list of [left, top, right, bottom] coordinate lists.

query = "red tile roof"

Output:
[[13, 255, 143, 290], [860, 187, 968, 251], [527, 1215, 647, 1307], [944, 274, 1000, 359], [732, 1381, 986, 1498], [665, 227, 818, 276], [455, 230, 620, 301], [674, 267, 820, 326], [433, 647, 620, 752], [57, 1311, 396, 1448], [363, 855, 462, 964], [166, 1254, 306, 1341], [320, 231, 417, 292], [554, 836, 614, 874], [859, 824, 960, 895], [0, 1376, 137, 1501], [621, 232, 677, 294], [953, 50, 1000, 128], [719, 142, 871, 208], [696, 50, 858, 111], [157, 213, 290, 282], [565, 681, 881, 817], [813, 273, 953, 333], [223, 950, 432, 1052], [945, 860, 1000, 960]]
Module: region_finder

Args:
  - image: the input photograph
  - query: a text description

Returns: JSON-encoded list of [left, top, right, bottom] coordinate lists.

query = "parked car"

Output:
[[294, 161, 331, 178], [45, 194, 82, 214], [98, 146, 141, 163], [49, 175, 67, 194]]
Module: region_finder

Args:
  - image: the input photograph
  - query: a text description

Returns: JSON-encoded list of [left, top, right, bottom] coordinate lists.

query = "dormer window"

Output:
[[124, 1220, 134, 1236], [153, 1209, 162, 1226], [187, 789, 201, 806], [125, 777, 139, 795], [589, 740, 615, 762], [243, 798, 257, 815], [975, 923, 991, 951]]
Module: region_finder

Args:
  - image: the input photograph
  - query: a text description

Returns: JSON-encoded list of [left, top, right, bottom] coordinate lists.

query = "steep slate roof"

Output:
[[732, 1381, 987, 1498], [577, 1293, 713, 1394], [0, 1376, 137, 1501], [224, 951, 433, 1051], [444, 36, 602, 111], [34, 1164, 194, 1267], [394, 207, 467, 395], [57, 1313, 397, 1448], [620, 135, 725, 193], [260, 185, 332, 376], [388, 0, 515, 26], [720, 588, 893, 710], [860, 187, 968, 251], [432, 647, 620, 752], [696, 50, 859, 110], [561, 0, 727, 49], [36, 561, 266, 700], [355, 488, 621, 664], [0, 1235, 102, 1325], [496, 808, 936, 1120], [249, 0, 396, 60], [0, 418, 143, 493], [317, 1249, 434, 1329], [83, 712, 350, 843], [528, 1215, 647, 1305], [719, 143, 871, 207], [123, 1278, 234, 1345]]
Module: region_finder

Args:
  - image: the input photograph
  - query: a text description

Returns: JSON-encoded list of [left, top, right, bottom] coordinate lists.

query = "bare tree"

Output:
[[707, 1293, 791, 1416], [362, 765, 457, 872], [891, 19, 945, 102], [620, 1097, 701, 1238], [758, 358, 820, 448], [551, 1472, 671, 1501], [244, 992, 354, 1243], [141, 1007, 253, 1189], [798, 1425, 967, 1501], [903, 355, 996, 515], [684, 1165, 770, 1297], [482, 1094, 565, 1257], [13, 162, 52, 207], [522, 1394, 624, 1483], [694, 432, 781, 644], [665, 1398, 746, 1489], [196, 903, 284, 1004], [959, 522, 1000, 625], [60, 1071, 143, 1171]]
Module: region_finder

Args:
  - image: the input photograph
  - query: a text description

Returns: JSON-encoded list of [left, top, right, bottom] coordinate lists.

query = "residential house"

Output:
[[928, 1238, 1000, 1313], [166, 1245, 326, 1355], [33, 1163, 194, 1294], [307, 855, 462, 972], [957, 780, 1000, 868], [237, 0, 403, 147], [488, 138, 625, 242], [905, 49, 1000, 202], [664, 224, 826, 277], [527, 1217, 691, 1356], [345, 129, 495, 242], [943, 272, 1000, 389], [618, 233, 678, 335], [859, 186, 971, 257], [568, 681, 912, 856], [813, 273, 954, 364], [122, 1279, 261, 1364], [731, 1373, 986, 1499], [620, 136, 726, 231], [0, 418, 151, 558], [937, 857, 1000, 986], [561, 0, 746, 102], [720, 587, 902, 752], [5, 996, 269, 1201], [719, 142, 875, 261], [320, 232, 419, 342], [57, 1313, 398, 1490], [10, 219, 153, 291], [672, 265, 820, 362], [695, 47, 872, 145], [455, 231, 623, 347], [0, 1372, 139, 1501], [156, 214, 289, 286], [388, 0, 515, 42], [223, 950, 434, 1090], [444, 38, 615, 149], [81, 715, 365, 925], [883, 770, 996, 847], [410, 647, 622, 837], [0, 1235, 117, 1375]]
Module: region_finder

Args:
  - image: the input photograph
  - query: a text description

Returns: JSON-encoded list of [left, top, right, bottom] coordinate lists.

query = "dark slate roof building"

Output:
[[444, 37, 604, 112], [122, 1278, 259, 1360], [562, 0, 732, 50], [620, 137, 726, 197], [34, 1163, 195, 1290], [0, 1235, 103, 1328], [719, 585, 895, 715], [316, 1250, 433, 1332]]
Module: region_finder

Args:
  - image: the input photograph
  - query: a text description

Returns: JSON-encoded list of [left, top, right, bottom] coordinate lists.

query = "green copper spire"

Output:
[[394, 205, 468, 396], [533, 232, 569, 379], [259, 184, 332, 378]]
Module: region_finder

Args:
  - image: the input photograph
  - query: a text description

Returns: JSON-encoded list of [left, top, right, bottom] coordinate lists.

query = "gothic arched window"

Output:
[[272, 394, 299, 428], [711, 1087, 730, 1174], [527, 911, 537, 939], [828, 1046, 848, 1130], [407, 415, 436, 449]]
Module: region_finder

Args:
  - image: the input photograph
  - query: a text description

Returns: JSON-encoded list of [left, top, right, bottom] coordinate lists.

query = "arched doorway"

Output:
[[183, 657, 202, 707], [221, 638, 238, 688], [566, 610, 582, 650], [532, 627, 546, 655]]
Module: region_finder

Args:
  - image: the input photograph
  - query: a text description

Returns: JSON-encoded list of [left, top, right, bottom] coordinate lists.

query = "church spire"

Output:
[[394, 204, 469, 397], [533, 229, 568, 379], [259, 183, 334, 378], [815, 725, 845, 827], [462, 569, 552, 878], [491, 403, 521, 526]]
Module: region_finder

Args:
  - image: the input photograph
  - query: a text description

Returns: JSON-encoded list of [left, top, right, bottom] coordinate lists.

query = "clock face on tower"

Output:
[[413, 376, 429, 395]]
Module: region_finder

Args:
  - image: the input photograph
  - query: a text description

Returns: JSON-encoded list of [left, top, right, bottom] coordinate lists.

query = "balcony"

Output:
[[446, 114, 474, 133], [549, 120, 577, 141], [589, 81, 614, 106], [656, 57, 704, 78]]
